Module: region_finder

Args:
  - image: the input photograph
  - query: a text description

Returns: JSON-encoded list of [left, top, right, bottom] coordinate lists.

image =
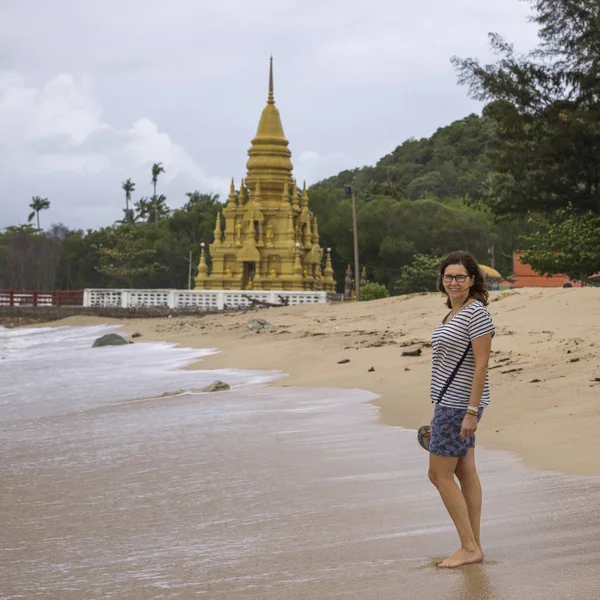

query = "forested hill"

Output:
[[311, 113, 491, 203], [305, 113, 533, 288]]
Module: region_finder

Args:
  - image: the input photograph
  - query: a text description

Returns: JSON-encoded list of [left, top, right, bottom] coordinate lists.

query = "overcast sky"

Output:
[[0, 0, 539, 231]]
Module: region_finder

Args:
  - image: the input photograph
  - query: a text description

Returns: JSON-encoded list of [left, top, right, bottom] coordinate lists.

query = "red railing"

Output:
[[0, 290, 84, 307]]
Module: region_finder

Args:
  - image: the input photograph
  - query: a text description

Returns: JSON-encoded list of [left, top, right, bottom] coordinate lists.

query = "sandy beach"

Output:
[[5, 290, 600, 599], [37, 287, 600, 477]]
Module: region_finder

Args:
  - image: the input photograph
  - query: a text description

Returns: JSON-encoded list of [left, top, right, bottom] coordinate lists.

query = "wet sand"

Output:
[[6, 288, 600, 598], [3, 384, 600, 599]]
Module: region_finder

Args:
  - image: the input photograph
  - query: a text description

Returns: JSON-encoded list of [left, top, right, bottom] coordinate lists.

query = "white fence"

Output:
[[83, 289, 327, 310]]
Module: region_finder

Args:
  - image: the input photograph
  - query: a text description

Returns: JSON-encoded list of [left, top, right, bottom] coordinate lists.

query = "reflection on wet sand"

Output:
[[3, 385, 600, 599], [453, 565, 502, 600]]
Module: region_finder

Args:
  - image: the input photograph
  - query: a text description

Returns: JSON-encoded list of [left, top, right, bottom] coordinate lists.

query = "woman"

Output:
[[428, 250, 495, 568]]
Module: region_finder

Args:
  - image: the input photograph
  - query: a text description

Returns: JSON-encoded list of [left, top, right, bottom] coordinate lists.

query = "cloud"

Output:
[[0, 0, 541, 230], [295, 150, 357, 184], [0, 72, 228, 228], [0, 73, 104, 146]]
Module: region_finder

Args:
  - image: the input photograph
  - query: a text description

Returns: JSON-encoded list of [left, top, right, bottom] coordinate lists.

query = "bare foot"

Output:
[[437, 547, 483, 568]]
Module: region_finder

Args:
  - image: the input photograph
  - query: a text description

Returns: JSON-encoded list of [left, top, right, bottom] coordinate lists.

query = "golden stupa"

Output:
[[194, 58, 336, 293]]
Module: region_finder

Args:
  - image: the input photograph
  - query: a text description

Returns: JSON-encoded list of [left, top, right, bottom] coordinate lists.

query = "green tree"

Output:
[[96, 226, 164, 288], [121, 179, 136, 225], [151, 162, 166, 224], [184, 191, 220, 210], [406, 171, 448, 200], [134, 197, 152, 222], [150, 194, 170, 221], [360, 282, 389, 301], [395, 254, 442, 295], [118, 208, 144, 226], [518, 205, 600, 282], [452, 0, 600, 215], [4, 223, 38, 234], [28, 196, 51, 231], [356, 197, 494, 287], [0, 224, 64, 289]]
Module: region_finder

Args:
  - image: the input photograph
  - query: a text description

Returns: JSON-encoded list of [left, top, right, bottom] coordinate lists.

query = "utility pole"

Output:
[[346, 179, 360, 302], [187, 250, 193, 290], [488, 244, 496, 270]]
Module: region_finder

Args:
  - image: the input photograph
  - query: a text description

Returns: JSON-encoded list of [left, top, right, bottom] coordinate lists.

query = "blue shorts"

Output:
[[429, 404, 484, 457]]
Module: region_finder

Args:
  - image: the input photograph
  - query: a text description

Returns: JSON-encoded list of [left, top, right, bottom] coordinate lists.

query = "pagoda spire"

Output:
[[194, 243, 208, 289], [238, 179, 247, 206], [254, 181, 263, 204], [198, 245, 208, 275], [291, 180, 299, 209], [213, 211, 222, 245], [287, 211, 295, 250], [245, 57, 293, 203], [268, 55, 274, 105], [311, 215, 319, 245], [226, 178, 237, 208], [301, 180, 309, 208], [281, 180, 290, 204], [324, 248, 335, 283]]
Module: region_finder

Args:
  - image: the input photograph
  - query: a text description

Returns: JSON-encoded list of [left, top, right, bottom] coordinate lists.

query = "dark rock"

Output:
[[368, 367, 375, 372], [247, 319, 275, 331], [131, 332, 142, 338], [402, 348, 422, 357], [160, 389, 185, 397], [569, 358, 580, 363], [338, 359, 350, 364], [404, 367, 411, 372], [530, 379, 542, 383], [92, 333, 128, 348], [201, 380, 231, 392]]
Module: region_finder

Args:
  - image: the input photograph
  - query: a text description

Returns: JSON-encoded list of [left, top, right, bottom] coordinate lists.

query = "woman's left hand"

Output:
[[460, 414, 478, 440]]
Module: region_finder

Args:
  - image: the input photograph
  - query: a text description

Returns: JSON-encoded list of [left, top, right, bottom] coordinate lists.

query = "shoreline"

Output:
[[21, 287, 600, 477]]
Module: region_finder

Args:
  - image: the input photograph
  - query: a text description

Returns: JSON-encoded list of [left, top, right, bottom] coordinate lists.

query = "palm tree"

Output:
[[121, 179, 136, 224], [28, 196, 51, 231], [151, 162, 166, 224], [184, 191, 220, 210], [118, 208, 143, 226], [134, 197, 152, 222], [150, 194, 170, 221]]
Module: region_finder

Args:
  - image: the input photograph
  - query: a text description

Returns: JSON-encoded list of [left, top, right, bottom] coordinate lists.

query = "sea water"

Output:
[[2, 325, 600, 600], [0, 325, 278, 421]]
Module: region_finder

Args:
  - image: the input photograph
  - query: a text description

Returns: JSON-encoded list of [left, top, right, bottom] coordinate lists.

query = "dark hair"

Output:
[[438, 250, 489, 308]]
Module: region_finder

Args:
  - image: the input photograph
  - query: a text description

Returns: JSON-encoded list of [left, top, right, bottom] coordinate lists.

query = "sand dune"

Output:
[[41, 287, 600, 476]]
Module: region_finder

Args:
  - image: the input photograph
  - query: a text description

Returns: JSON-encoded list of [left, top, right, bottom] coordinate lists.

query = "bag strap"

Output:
[[436, 342, 472, 404]]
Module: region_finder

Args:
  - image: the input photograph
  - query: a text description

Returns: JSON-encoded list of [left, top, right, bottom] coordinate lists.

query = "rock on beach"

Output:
[[92, 333, 129, 347]]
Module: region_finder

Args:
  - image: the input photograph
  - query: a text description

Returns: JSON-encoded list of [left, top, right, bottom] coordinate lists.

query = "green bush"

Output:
[[359, 282, 389, 301], [395, 254, 441, 295]]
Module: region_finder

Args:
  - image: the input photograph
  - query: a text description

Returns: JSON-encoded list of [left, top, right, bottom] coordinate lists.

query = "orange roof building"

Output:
[[510, 253, 583, 288]]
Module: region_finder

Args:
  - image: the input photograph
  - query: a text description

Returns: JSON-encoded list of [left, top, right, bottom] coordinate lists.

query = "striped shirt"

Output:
[[430, 300, 495, 408]]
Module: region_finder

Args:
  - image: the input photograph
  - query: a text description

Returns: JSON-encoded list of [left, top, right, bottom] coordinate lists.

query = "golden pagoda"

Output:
[[194, 58, 336, 293]]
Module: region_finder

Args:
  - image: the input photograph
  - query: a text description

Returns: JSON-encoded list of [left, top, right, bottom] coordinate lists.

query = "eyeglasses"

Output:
[[443, 274, 469, 283]]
